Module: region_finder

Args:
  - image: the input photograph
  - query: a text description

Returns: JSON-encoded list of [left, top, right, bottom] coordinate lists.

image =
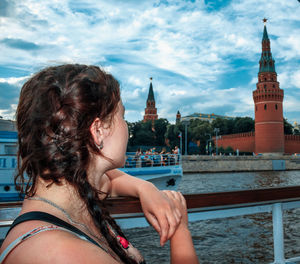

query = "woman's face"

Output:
[[101, 101, 128, 168]]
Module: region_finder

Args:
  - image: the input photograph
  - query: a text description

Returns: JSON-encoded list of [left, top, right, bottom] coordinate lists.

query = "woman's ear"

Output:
[[90, 118, 104, 146]]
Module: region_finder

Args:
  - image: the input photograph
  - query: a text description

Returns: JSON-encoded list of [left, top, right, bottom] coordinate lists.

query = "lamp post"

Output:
[[214, 128, 220, 155], [182, 120, 190, 155], [179, 132, 182, 155], [205, 133, 212, 155]]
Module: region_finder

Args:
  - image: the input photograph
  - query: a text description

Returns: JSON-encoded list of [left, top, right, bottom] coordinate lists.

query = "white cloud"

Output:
[[291, 70, 300, 89], [0, 0, 300, 123]]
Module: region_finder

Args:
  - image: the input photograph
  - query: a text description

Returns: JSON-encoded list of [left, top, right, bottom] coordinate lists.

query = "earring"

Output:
[[95, 141, 103, 151]]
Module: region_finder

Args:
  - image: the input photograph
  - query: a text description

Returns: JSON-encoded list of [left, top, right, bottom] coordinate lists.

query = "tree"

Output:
[[284, 119, 293, 135], [211, 118, 229, 135], [127, 119, 170, 147], [189, 119, 213, 154], [233, 117, 254, 134], [154, 118, 169, 145]]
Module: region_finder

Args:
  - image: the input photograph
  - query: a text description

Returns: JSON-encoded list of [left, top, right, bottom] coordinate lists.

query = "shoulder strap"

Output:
[[6, 211, 100, 248], [0, 225, 89, 263]]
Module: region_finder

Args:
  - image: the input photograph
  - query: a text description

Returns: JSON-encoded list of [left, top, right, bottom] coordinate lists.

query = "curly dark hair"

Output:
[[15, 64, 137, 263]]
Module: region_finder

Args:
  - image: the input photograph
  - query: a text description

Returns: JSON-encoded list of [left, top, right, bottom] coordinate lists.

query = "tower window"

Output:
[[275, 104, 278, 110], [264, 104, 267, 110], [256, 106, 258, 112], [273, 84, 275, 88], [264, 84, 267, 89], [264, 78, 267, 81]]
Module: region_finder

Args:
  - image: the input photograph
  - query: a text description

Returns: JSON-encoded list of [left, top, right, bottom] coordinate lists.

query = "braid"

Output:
[[16, 64, 139, 263], [78, 179, 137, 264]]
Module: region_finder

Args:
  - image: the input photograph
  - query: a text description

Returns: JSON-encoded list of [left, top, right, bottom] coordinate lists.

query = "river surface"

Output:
[[125, 170, 300, 263]]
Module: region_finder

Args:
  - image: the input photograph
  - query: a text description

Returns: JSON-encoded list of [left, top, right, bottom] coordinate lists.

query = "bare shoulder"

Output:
[[3, 228, 120, 264]]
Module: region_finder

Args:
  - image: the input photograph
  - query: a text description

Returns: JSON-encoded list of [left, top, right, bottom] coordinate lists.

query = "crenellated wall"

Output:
[[285, 135, 300, 154], [214, 132, 255, 153]]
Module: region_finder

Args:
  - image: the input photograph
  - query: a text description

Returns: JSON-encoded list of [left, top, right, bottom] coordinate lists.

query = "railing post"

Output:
[[272, 203, 285, 264]]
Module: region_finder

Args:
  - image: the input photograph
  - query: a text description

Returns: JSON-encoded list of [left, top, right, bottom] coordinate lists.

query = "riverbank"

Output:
[[181, 155, 300, 173]]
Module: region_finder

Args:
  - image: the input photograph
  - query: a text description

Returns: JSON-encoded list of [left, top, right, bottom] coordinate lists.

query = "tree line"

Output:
[[127, 117, 296, 154]]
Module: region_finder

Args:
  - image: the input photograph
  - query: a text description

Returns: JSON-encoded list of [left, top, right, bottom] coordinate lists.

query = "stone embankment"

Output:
[[181, 155, 300, 173]]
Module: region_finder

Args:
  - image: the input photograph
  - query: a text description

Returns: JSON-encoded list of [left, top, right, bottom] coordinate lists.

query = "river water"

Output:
[[125, 171, 300, 263]]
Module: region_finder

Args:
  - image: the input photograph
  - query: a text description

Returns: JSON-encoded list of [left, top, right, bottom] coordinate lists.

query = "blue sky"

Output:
[[0, 0, 300, 124]]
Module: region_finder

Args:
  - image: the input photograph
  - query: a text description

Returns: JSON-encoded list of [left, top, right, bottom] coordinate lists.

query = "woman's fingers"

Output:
[[157, 213, 169, 246], [145, 212, 161, 234]]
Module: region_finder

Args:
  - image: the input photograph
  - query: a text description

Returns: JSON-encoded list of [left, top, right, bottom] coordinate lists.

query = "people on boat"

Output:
[[0, 64, 199, 264]]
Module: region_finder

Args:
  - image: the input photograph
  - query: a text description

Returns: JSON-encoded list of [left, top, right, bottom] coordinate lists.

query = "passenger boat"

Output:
[[0, 130, 182, 202]]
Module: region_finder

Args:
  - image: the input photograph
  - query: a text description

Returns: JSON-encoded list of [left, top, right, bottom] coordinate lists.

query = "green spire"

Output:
[[259, 19, 276, 73], [147, 78, 155, 101], [262, 25, 269, 41]]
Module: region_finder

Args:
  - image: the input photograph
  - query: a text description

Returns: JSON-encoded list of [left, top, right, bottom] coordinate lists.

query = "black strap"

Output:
[[6, 211, 100, 248]]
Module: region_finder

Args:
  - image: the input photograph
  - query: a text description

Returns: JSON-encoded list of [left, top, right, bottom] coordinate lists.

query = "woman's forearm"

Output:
[[170, 225, 199, 264], [105, 169, 155, 197]]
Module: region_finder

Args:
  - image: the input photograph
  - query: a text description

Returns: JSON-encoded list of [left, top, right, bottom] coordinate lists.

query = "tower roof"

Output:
[[262, 25, 269, 41], [259, 20, 276, 74], [147, 79, 155, 101]]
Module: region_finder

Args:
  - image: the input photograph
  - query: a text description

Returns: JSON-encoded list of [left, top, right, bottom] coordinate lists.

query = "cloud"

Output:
[[0, 0, 300, 124], [0, 0, 13, 17], [1, 38, 42, 51]]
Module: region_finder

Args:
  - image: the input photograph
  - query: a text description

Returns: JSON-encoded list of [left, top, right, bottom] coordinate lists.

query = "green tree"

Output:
[[189, 119, 213, 154], [284, 119, 293, 135], [225, 146, 234, 154], [211, 118, 229, 135], [154, 118, 169, 145], [233, 117, 255, 133]]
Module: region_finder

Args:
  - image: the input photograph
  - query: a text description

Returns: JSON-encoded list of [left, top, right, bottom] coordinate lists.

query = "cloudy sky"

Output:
[[0, 0, 300, 124]]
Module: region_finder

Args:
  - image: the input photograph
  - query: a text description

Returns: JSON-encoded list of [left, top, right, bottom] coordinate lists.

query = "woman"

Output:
[[0, 64, 198, 263]]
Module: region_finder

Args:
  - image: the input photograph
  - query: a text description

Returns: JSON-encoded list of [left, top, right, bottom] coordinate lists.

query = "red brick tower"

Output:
[[143, 77, 158, 122], [176, 110, 181, 124], [253, 19, 284, 154]]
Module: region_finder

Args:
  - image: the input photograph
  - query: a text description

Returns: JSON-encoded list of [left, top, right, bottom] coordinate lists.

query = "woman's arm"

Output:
[[105, 169, 181, 246], [163, 191, 199, 264]]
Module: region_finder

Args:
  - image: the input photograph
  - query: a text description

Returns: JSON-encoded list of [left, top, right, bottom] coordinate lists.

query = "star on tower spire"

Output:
[[262, 18, 268, 25]]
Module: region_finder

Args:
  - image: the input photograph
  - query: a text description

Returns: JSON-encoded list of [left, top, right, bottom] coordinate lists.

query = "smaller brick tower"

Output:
[[176, 110, 181, 124], [253, 19, 284, 154], [143, 77, 158, 122]]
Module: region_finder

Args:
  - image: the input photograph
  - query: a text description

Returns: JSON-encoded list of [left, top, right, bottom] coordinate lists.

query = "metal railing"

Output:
[[123, 154, 181, 168], [1, 186, 300, 263]]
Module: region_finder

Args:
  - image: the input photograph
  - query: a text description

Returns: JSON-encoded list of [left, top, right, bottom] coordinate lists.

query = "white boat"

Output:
[[0, 130, 182, 202]]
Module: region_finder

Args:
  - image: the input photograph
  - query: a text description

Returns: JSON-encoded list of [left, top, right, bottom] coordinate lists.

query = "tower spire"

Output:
[[259, 18, 275, 73], [147, 77, 155, 101], [262, 18, 269, 41], [143, 77, 158, 122]]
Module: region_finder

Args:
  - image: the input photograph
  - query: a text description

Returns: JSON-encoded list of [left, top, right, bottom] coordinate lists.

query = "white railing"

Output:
[[1, 187, 300, 263]]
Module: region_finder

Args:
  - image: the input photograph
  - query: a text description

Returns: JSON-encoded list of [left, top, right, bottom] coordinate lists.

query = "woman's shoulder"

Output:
[[1, 222, 120, 264]]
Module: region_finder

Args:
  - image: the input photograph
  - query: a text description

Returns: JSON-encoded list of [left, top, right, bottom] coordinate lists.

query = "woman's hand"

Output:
[[162, 190, 188, 228], [104, 169, 182, 246], [137, 182, 182, 246]]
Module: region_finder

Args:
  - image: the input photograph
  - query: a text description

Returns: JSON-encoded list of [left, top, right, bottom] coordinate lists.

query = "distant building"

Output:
[[180, 113, 234, 123], [143, 78, 158, 123]]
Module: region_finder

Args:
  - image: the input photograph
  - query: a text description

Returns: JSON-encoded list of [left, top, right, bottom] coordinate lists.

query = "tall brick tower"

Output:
[[143, 77, 158, 122], [176, 110, 181, 124], [253, 19, 284, 154]]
